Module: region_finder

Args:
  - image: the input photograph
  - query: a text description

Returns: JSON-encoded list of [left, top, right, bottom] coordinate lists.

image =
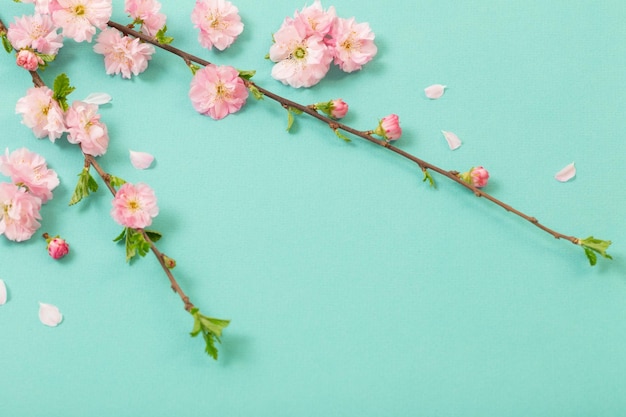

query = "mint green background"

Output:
[[1, 1, 625, 415]]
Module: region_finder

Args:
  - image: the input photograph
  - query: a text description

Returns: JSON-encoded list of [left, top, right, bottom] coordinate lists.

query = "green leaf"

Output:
[[144, 229, 162, 243], [422, 170, 436, 188], [116, 228, 152, 262], [334, 129, 351, 142], [286, 110, 295, 132], [109, 175, 126, 189], [188, 63, 200, 75], [189, 309, 230, 360], [249, 84, 264, 100], [2, 35, 12, 53], [112, 228, 126, 243], [155, 25, 174, 44], [38, 53, 56, 63], [69, 168, 98, 205], [237, 69, 256, 80], [52, 73, 75, 111], [579, 236, 612, 266]]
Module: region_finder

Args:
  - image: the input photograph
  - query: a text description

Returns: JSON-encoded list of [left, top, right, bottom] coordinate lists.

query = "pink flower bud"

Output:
[[374, 114, 402, 141], [16, 49, 41, 71], [460, 166, 490, 188], [330, 99, 349, 119], [46, 236, 70, 259]]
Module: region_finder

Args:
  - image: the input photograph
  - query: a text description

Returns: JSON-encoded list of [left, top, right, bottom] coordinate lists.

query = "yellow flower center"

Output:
[[74, 5, 86, 16]]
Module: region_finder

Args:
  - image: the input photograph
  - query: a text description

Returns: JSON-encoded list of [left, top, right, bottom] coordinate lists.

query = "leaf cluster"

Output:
[[69, 168, 98, 205], [580, 236, 612, 266], [190, 308, 230, 360], [114, 227, 162, 262]]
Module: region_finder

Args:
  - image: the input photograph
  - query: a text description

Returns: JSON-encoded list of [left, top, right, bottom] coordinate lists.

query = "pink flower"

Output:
[[50, 0, 113, 42], [0, 148, 60, 203], [294, 0, 336, 39], [329, 98, 348, 119], [15, 86, 66, 142], [0, 182, 43, 242], [191, 0, 244, 51], [373, 114, 402, 141], [330, 17, 377, 73], [93, 28, 155, 79], [65, 100, 109, 156], [16, 49, 43, 71], [7, 14, 64, 55], [125, 0, 166, 36], [269, 18, 332, 88], [460, 166, 490, 188], [111, 182, 159, 229], [45, 235, 70, 259], [189, 64, 249, 120], [17, 0, 54, 15]]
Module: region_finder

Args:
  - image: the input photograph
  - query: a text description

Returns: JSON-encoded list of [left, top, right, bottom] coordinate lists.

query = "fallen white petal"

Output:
[[441, 130, 462, 150], [0, 279, 6, 305], [39, 302, 63, 327], [424, 84, 446, 99], [83, 92, 112, 105], [130, 150, 154, 169], [555, 162, 576, 182]]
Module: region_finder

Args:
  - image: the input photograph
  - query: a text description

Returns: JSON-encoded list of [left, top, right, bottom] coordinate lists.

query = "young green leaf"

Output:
[[286, 110, 295, 132], [69, 168, 99, 205], [237, 69, 256, 80], [334, 129, 351, 142], [144, 229, 162, 243], [579, 236, 612, 266], [52, 73, 75, 111], [249, 84, 264, 100], [422, 170, 436, 188], [109, 175, 127, 189], [2, 35, 13, 53], [155, 25, 174, 44], [189, 309, 230, 360]]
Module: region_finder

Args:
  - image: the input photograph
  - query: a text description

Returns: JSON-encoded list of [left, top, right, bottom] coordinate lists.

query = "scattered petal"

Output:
[[555, 162, 576, 182], [424, 84, 446, 99], [129, 150, 154, 170], [82, 92, 112, 105], [441, 130, 462, 150], [39, 302, 63, 327], [0, 279, 6, 305]]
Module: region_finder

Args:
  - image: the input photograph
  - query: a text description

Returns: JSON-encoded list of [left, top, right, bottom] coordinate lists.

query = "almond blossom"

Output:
[[125, 0, 167, 36], [189, 64, 249, 120], [15, 86, 66, 142], [191, 0, 244, 51], [6, 13, 63, 55], [50, 0, 113, 42], [269, 17, 332, 88], [111, 182, 159, 229], [330, 17, 377, 73], [0, 182, 43, 242], [93, 27, 155, 79], [0, 148, 60, 203], [294, 0, 336, 39], [65, 100, 110, 156]]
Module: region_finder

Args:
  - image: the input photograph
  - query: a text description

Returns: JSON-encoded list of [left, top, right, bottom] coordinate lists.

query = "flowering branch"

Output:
[[105, 19, 611, 266]]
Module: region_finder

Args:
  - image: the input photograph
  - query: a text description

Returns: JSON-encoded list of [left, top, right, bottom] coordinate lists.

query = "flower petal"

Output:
[[441, 130, 462, 150], [555, 162, 576, 182], [39, 302, 63, 327], [129, 150, 154, 170], [82, 93, 112, 105], [0, 279, 7, 305], [424, 84, 446, 99]]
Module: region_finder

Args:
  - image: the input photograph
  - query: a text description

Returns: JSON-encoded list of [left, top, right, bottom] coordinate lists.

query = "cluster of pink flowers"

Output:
[[269, 0, 377, 88], [15, 86, 110, 156], [111, 182, 159, 229], [189, 64, 249, 120], [191, 0, 244, 51], [93, 27, 156, 79], [0, 148, 59, 242], [125, 0, 166, 37]]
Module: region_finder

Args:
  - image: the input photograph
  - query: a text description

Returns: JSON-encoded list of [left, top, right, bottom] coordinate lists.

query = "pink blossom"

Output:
[[189, 64, 249, 120], [16, 49, 43, 71], [460, 166, 490, 188], [374, 114, 402, 141], [329, 98, 348, 119], [0, 148, 60, 203], [17, 0, 53, 15], [65, 101, 109, 156], [46, 236, 70, 259], [0, 182, 42, 242], [125, 0, 166, 36], [111, 182, 159, 229], [93, 28, 155, 79], [50, 0, 113, 42], [191, 0, 244, 51], [7, 14, 64, 55], [269, 18, 332, 88], [294, 0, 336, 39], [15, 86, 66, 142], [330, 17, 377, 73]]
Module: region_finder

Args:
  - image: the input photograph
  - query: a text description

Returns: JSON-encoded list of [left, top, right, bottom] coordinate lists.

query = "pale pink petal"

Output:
[[424, 84, 446, 99], [38, 302, 63, 327], [129, 150, 154, 169], [0, 279, 6, 305], [441, 130, 462, 150], [555, 162, 576, 182], [83, 92, 112, 105]]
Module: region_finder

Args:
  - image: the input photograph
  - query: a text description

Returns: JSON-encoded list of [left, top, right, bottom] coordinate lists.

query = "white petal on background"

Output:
[[82, 92, 112, 105], [39, 302, 63, 327], [0, 279, 6, 305], [424, 84, 446, 99], [555, 162, 576, 182], [441, 130, 462, 150], [129, 150, 154, 169]]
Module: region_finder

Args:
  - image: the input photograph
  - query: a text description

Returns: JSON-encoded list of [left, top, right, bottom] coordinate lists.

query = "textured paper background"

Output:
[[1, 1, 625, 415]]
